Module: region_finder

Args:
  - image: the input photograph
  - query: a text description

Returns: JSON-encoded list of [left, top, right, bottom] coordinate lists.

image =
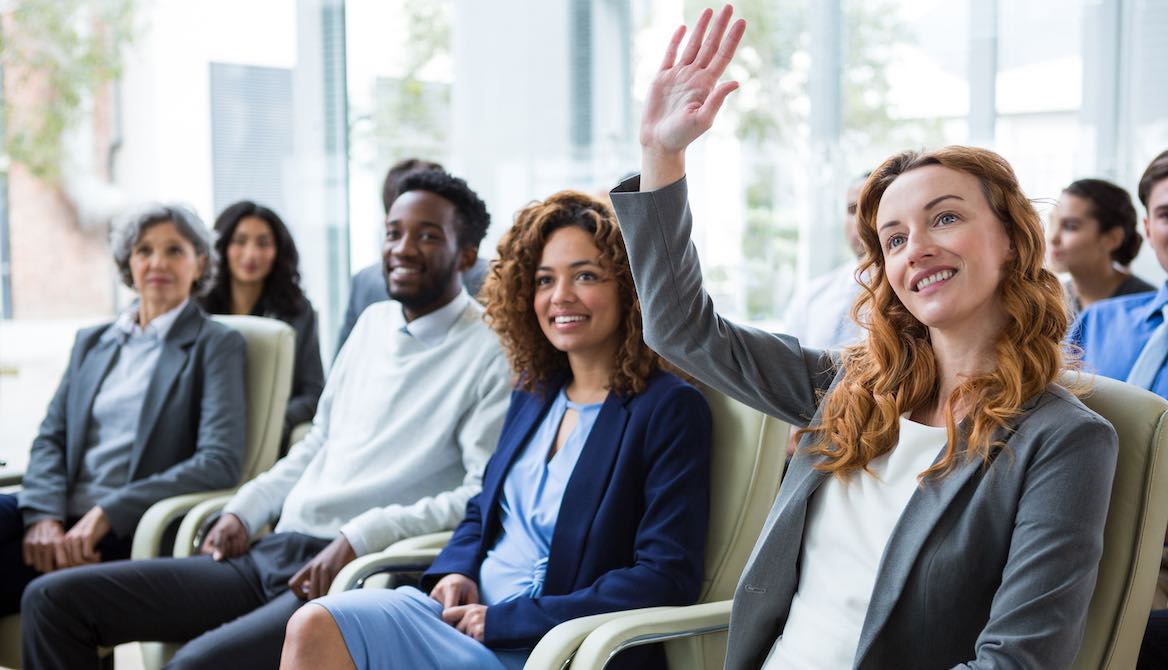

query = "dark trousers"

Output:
[[0, 493, 131, 616], [1139, 609, 1168, 670], [21, 532, 329, 670]]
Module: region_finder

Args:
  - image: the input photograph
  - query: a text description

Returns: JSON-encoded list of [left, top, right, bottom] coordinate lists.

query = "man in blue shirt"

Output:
[[1071, 149, 1168, 670], [1071, 149, 1168, 398]]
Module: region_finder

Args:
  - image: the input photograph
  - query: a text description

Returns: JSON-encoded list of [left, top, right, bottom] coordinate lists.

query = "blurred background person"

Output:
[[781, 174, 869, 349], [201, 201, 324, 453], [2, 204, 246, 615], [1049, 178, 1152, 318]]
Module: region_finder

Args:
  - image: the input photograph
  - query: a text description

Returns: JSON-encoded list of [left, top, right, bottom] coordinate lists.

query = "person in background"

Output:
[[780, 173, 869, 349], [336, 158, 488, 353], [617, 7, 1117, 668], [279, 191, 712, 670], [20, 171, 513, 670], [200, 201, 324, 453], [1068, 150, 1168, 670], [1049, 178, 1152, 318], [2, 204, 246, 615]]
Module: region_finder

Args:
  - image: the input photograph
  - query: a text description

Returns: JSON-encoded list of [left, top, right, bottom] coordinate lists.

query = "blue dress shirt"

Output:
[[1070, 280, 1168, 399], [478, 388, 602, 606]]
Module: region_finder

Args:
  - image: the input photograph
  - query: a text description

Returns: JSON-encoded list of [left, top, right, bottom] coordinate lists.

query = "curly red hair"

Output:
[[481, 191, 662, 396], [803, 146, 1073, 479]]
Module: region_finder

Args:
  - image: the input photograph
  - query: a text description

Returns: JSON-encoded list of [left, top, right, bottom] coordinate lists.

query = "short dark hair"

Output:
[[1063, 178, 1142, 265], [1138, 150, 1168, 212], [201, 201, 308, 320], [382, 158, 443, 213], [393, 170, 491, 251]]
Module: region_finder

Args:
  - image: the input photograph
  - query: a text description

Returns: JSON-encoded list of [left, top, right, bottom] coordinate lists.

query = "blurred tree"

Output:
[[1, 0, 136, 183]]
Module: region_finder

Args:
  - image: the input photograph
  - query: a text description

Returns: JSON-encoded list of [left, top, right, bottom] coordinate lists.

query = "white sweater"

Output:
[[224, 294, 513, 556]]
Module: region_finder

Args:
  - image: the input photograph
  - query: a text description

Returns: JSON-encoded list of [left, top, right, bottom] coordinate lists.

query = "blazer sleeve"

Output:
[[284, 307, 325, 431], [482, 384, 713, 648], [954, 411, 1118, 670], [18, 328, 96, 525], [610, 176, 837, 427], [96, 326, 247, 536]]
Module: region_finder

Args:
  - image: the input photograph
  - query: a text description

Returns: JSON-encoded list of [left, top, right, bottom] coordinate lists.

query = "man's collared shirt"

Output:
[[400, 288, 471, 349], [1071, 281, 1168, 399]]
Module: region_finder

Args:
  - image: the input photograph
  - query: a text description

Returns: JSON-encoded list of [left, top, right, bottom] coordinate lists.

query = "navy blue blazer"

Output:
[[423, 370, 712, 659]]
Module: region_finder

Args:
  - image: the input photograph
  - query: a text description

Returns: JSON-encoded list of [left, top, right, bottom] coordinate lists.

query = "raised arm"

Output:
[[613, 6, 836, 425]]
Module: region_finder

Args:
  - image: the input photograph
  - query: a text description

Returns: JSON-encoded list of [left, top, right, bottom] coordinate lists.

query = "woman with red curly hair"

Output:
[[610, 6, 1118, 669], [279, 192, 712, 670]]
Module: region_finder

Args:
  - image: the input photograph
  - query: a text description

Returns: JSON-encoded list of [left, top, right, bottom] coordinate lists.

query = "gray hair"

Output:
[[110, 203, 218, 297]]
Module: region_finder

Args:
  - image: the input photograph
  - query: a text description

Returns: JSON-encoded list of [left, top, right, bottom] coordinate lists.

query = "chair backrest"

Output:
[[665, 386, 790, 670], [1071, 373, 1168, 669], [211, 315, 296, 482]]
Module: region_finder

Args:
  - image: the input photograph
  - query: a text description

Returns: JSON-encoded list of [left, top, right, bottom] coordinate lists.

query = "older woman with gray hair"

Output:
[[0, 203, 247, 616]]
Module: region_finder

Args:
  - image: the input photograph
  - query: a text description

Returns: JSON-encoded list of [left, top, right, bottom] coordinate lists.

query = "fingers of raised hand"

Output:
[[706, 17, 746, 75], [678, 7, 713, 66], [695, 5, 734, 68]]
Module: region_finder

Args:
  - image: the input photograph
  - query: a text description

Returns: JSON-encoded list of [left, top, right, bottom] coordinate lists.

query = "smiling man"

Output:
[[21, 171, 514, 670]]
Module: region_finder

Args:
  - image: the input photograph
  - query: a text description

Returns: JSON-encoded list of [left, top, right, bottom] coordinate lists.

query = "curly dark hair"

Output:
[[381, 158, 443, 213], [200, 201, 308, 320], [394, 170, 490, 251], [1063, 178, 1142, 265], [481, 190, 661, 397]]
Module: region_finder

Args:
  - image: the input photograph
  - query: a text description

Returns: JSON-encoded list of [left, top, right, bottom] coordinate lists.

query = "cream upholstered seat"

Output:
[[561, 373, 1168, 670], [0, 315, 295, 669], [325, 385, 790, 670]]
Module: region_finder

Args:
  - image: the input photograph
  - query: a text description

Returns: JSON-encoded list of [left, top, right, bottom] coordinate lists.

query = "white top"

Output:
[[763, 416, 948, 669], [224, 290, 513, 556], [781, 263, 863, 350]]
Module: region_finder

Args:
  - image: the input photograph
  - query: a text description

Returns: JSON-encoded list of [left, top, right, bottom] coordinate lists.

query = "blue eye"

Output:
[[937, 213, 959, 226], [886, 234, 905, 249]]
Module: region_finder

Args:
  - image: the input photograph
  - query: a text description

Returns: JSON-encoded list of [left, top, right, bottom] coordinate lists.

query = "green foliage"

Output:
[[1, 0, 136, 182]]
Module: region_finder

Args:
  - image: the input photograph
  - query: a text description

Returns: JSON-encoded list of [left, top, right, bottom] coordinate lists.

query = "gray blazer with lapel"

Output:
[[18, 301, 247, 538], [610, 176, 1119, 669]]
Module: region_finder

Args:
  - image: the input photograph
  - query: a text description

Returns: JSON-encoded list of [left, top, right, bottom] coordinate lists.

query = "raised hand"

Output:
[[640, 4, 746, 190]]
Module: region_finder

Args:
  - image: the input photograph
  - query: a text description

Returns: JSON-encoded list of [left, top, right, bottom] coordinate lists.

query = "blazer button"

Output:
[[744, 584, 766, 594]]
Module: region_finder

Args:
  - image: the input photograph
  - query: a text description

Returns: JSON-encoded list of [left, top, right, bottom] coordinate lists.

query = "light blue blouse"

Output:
[[478, 387, 603, 606]]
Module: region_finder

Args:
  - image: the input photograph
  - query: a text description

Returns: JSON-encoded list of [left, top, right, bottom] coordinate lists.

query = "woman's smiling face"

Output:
[[876, 164, 1014, 334], [533, 226, 622, 361]]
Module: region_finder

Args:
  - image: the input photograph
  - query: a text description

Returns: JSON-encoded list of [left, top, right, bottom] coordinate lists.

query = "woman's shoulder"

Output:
[[1015, 382, 1119, 452]]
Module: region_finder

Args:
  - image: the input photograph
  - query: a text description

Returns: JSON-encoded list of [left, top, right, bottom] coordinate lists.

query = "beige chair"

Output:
[[327, 386, 791, 670], [0, 315, 296, 669], [560, 374, 1168, 670]]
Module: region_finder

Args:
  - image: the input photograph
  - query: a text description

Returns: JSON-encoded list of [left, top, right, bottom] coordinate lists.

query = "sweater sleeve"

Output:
[[338, 348, 513, 555]]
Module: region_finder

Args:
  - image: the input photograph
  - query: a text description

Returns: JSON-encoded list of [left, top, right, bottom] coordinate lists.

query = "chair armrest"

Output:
[[131, 489, 234, 559], [524, 608, 675, 670], [568, 600, 733, 670], [329, 547, 443, 594], [171, 493, 236, 558], [328, 531, 454, 594], [383, 531, 453, 552]]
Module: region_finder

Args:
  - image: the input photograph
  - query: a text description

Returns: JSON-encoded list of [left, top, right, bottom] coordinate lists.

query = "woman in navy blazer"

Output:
[[2, 203, 246, 616], [280, 191, 712, 670]]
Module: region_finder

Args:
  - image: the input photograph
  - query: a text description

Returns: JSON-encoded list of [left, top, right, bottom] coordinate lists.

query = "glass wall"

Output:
[[3, 0, 1167, 476]]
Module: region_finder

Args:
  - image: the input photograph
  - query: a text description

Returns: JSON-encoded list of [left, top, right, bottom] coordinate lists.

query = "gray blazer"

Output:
[[18, 302, 247, 538], [610, 176, 1119, 669]]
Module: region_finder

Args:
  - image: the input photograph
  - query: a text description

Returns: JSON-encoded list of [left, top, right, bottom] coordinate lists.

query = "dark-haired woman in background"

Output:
[[201, 201, 325, 452], [1049, 178, 1154, 318]]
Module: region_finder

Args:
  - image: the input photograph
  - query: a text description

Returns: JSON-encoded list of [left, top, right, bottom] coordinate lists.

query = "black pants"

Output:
[[21, 532, 329, 670], [0, 493, 131, 616]]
